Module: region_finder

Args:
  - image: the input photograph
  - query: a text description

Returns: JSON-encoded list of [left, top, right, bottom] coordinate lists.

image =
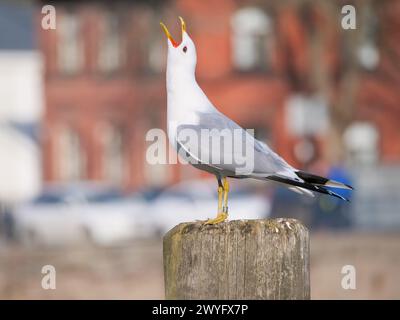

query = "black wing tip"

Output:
[[330, 183, 354, 191], [330, 182, 354, 190], [296, 170, 354, 190], [268, 175, 351, 201]]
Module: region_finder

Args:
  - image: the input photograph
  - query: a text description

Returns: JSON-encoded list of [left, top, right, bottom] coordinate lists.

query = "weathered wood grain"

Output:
[[163, 219, 310, 300]]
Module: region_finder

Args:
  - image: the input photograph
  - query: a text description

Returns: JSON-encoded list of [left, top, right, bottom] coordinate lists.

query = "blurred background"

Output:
[[0, 0, 399, 299]]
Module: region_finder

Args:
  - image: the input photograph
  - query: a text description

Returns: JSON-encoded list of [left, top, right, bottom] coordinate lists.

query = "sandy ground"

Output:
[[0, 232, 399, 299]]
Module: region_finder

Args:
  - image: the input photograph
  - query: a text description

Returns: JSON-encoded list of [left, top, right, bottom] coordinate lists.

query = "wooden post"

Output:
[[163, 219, 310, 300]]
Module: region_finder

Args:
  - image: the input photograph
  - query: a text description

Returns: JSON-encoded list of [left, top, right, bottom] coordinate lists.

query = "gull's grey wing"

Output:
[[176, 111, 293, 177]]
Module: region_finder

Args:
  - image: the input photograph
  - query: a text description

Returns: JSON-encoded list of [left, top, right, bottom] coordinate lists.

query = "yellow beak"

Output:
[[179, 16, 186, 33], [160, 16, 186, 48]]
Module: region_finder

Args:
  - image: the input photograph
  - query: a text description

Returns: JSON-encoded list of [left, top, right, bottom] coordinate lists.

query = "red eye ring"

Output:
[[183, 46, 187, 53]]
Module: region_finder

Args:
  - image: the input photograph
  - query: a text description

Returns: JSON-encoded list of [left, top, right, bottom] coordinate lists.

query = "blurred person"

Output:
[[309, 161, 353, 230], [292, 136, 353, 229]]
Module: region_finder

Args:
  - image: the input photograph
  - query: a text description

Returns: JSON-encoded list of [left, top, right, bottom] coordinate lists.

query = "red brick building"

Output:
[[39, 0, 400, 190]]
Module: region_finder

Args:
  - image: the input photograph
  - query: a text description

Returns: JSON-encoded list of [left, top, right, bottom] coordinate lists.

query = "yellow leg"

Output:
[[223, 177, 229, 213], [217, 186, 223, 214], [205, 178, 229, 225]]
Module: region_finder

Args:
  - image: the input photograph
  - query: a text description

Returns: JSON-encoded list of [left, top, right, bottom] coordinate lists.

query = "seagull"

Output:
[[160, 17, 353, 225]]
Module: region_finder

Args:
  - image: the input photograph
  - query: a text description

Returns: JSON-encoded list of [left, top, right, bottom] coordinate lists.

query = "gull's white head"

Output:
[[160, 17, 197, 76]]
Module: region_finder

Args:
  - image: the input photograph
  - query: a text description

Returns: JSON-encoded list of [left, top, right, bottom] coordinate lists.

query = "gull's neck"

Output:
[[166, 66, 215, 116]]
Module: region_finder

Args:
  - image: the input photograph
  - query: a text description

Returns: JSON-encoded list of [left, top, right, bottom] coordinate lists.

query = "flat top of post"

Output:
[[164, 218, 308, 239]]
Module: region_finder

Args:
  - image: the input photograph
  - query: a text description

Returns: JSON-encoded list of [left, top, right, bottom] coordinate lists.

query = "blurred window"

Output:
[[101, 124, 124, 185], [344, 122, 379, 166], [144, 114, 171, 187], [57, 11, 83, 74], [148, 37, 166, 73], [285, 94, 329, 136], [58, 127, 86, 181], [231, 7, 272, 71], [98, 12, 125, 73], [357, 4, 379, 70]]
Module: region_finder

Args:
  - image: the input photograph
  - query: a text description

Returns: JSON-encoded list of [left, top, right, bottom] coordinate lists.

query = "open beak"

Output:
[[160, 16, 186, 48]]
